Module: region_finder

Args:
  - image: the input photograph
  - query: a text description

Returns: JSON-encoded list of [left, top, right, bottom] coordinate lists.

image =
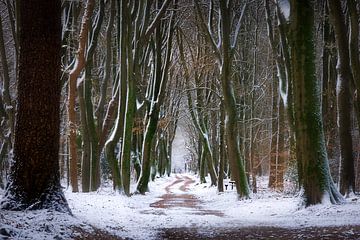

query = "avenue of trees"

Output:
[[0, 0, 360, 210]]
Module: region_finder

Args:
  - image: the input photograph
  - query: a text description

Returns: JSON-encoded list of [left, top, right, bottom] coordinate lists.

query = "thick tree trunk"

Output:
[[0, 0, 70, 212], [328, 0, 355, 196], [290, 0, 343, 206]]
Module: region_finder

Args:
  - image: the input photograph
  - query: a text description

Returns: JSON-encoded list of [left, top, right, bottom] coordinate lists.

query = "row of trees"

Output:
[[0, 0, 359, 210], [181, 0, 360, 205]]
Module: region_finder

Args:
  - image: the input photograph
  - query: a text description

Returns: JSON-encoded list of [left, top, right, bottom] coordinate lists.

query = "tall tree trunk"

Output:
[[137, 6, 175, 194], [290, 0, 343, 206], [0, 12, 14, 141], [1, 0, 70, 212], [219, 1, 249, 198], [104, 0, 127, 192], [120, 0, 136, 196], [96, 0, 115, 150], [269, 62, 279, 189], [83, 0, 105, 191], [348, 0, 360, 192], [276, 97, 286, 190], [328, 0, 355, 196], [321, 1, 338, 181], [78, 81, 91, 192], [217, 103, 225, 192], [67, 0, 95, 193]]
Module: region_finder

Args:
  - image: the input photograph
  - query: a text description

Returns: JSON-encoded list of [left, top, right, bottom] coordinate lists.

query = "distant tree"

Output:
[[264, 0, 286, 191], [0, 0, 70, 212], [195, 0, 250, 198], [0, 2, 15, 187], [178, 30, 218, 186], [290, 0, 343, 205]]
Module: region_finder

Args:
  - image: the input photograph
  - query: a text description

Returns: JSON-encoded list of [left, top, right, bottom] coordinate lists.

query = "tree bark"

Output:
[[219, 1, 249, 198], [0, 12, 14, 141], [290, 0, 343, 206], [67, 0, 95, 193], [269, 62, 279, 189], [328, 0, 355, 196], [217, 102, 225, 192], [347, 0, 360, 192], [321, 1, 338, 181], [0, 0, 70, 212]]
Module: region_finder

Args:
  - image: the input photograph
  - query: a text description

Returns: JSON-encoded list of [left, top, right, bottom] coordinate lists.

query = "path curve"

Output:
[[149, 175, 224, 217]]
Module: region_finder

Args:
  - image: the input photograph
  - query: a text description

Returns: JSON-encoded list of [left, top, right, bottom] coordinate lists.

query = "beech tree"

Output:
[[328, 0, 355, 196], [290, 0, 343, 205], [178, 30, 218, 186], [0, 0, 69, 212], [264, 0, 287, 191], [137, 1, 176, 194], [195, 0, 250, 198], [67, 0, 95, 193]]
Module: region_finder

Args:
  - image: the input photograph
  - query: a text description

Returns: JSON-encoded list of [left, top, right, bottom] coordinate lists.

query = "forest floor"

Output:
[[2, 174, 360, 239]]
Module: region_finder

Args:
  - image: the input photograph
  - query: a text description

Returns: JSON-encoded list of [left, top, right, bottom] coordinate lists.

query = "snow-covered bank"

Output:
[[2, 173, 360, 239], [194, 176, 360, 229]]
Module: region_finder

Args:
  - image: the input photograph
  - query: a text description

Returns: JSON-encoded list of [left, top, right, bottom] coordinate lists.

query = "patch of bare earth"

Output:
[[72, 226, 129, 240], [158, 226, 360, 239]]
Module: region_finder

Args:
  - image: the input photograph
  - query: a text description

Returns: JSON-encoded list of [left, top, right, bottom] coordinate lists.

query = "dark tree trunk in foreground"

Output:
[[0, 0, 70, 212], [290, 0, 343, 206]]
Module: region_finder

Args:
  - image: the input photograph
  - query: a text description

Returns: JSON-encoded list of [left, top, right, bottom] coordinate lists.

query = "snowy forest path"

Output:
[[149, 175, 224, 217]]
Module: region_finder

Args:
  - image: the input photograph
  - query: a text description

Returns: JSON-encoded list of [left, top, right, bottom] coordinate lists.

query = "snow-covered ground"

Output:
[[1, 174, 360, 239]]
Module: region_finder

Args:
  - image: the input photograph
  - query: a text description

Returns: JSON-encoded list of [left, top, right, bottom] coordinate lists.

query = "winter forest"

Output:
[[1, 0, 360, 239]]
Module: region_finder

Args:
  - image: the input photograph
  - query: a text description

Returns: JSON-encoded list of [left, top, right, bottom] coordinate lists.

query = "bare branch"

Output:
[[231, 2, 247, 49], [194, 1, 221, 61], [143, 0, 172, 40]]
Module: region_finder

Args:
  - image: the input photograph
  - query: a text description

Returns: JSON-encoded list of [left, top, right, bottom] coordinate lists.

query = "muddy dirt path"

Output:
[[158, 225, 360, 239], [149, 175, 223, 217]]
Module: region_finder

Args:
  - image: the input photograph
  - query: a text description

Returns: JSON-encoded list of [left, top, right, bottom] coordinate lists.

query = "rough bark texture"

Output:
[[290, 0, 343, 206], [0, 0, 70, 212], [328, 0, 355, 196]]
